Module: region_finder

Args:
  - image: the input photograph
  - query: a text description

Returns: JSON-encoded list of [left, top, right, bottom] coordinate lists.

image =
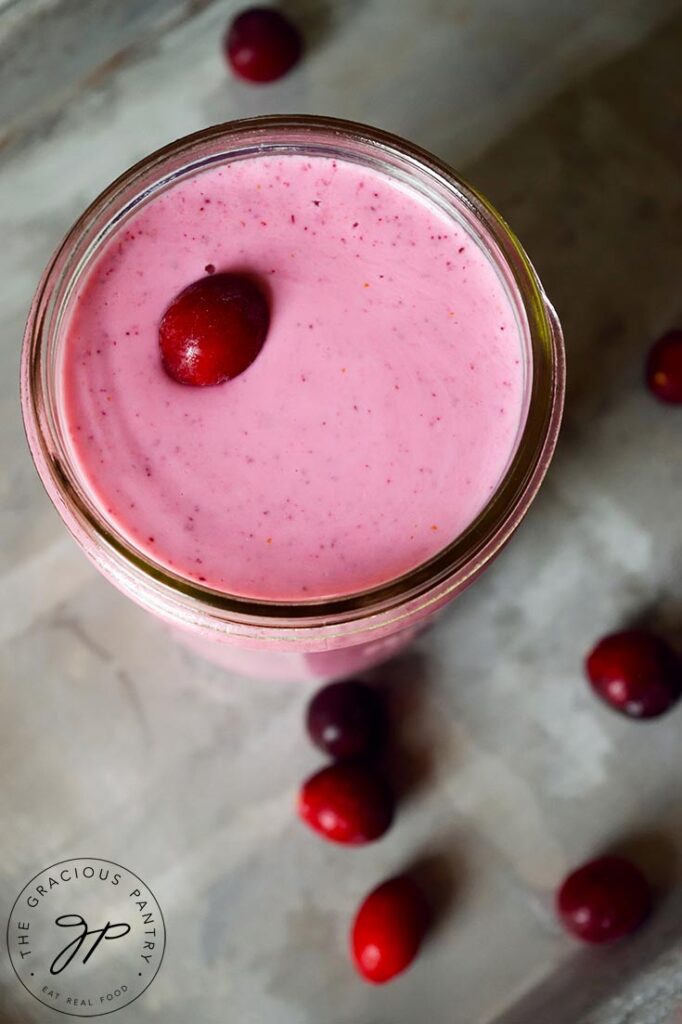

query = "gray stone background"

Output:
[[1, 1, 681, 1022]]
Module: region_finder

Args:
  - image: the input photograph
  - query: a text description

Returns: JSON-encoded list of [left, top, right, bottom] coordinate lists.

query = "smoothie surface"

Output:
[[62, 154, 526, 599]]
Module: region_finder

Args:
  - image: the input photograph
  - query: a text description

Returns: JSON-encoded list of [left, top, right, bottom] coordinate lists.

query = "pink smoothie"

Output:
[[61, 155, 526, 601]]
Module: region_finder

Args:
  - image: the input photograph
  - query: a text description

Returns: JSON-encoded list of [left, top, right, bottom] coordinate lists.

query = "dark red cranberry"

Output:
[[297, 761, 393, 845], [159, 273, 269, 386], [306, 680, 385, 759], [586, 629, 681, 719], [557, 855, 652, 944], [351, 876, 428, 983], [225, 8, 303, 83], [646, 330, 682, 404]]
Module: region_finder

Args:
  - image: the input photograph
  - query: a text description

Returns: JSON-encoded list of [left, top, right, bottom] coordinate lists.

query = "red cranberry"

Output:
[[351, 876, 428, 983], [297, 761, 393, 845], [225, 8, 303, 83], [159, 273, 269, 386], [306, 680, 385, 759], [557, 855, 652, 944], [646, 330, 682, 404], [586, 629, 681, 719]]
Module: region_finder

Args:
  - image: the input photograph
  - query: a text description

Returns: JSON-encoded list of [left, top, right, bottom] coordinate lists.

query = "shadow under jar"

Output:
[[21, 116, 564, 681]]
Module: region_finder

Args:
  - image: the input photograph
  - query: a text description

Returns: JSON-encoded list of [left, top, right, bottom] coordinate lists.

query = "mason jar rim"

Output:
[[21, 114, 564, 639]]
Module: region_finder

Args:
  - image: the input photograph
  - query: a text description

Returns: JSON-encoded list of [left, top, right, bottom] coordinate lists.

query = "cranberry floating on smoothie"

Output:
[[61, 154, 527, 601], [159, 273, 269, 385]]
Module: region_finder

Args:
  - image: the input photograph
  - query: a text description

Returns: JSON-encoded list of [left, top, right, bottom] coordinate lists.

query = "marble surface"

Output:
[[1, 2, 681, 1022]]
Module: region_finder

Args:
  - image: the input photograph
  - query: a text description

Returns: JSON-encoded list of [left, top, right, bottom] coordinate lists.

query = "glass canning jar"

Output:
[[21, 116, 564, 681]]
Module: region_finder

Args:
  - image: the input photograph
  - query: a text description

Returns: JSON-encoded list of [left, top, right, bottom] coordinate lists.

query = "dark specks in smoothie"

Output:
[[64, 155, 523, 600]]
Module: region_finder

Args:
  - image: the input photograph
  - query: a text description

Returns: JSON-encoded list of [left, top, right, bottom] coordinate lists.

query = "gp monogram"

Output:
[[6, 859, 165, 1017]]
